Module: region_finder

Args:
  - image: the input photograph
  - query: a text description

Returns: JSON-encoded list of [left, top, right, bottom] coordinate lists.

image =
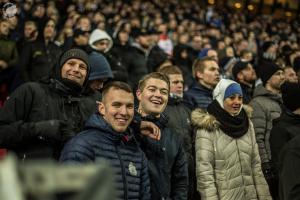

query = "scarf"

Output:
[[207, 100, 249, 138]]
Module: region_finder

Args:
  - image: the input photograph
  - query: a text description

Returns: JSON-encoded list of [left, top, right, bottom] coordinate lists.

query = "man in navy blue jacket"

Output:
[[136, 72, 188, 200], [60, 81, 150, 200]]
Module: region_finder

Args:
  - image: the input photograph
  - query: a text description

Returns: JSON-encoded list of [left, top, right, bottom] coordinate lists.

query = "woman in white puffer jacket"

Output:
[[192, 79, 271, 200]]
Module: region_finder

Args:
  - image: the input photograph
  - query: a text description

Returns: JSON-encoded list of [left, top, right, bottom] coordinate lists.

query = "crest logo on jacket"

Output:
[[128, 162, 137, 176]]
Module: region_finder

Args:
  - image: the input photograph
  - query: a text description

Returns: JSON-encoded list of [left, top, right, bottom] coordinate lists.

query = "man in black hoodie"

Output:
[[0, 48, 92, 160], [136, 72, 188, 200]]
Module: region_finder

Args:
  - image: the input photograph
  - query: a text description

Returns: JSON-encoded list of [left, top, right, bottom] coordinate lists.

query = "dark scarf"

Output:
[[207, 100, 249, 138]]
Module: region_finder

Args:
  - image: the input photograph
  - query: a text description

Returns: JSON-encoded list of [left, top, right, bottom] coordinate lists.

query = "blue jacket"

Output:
[[183, 80, 213, 110], [60, 114, 151, 200]]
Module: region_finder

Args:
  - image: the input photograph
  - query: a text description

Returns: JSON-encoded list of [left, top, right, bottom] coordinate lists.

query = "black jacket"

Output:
[[60, 114, 151, 200], [138, 114, 188, 200], [278, 135, 300, 200], [20, 40, 61, 82], [0, 52, 92, 160], [270, 108, 300, 171], [123, 44, 148, 91], [164, 96, 195, 200]]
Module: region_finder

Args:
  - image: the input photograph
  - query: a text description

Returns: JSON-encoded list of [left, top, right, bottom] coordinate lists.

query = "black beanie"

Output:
[[281, 82, 300, 111], [293, 56, 300, 73], [232, 61, 249, 80], [259, 62, 280, 86], [60, 48, 89, 68], [262, 41, 275, 52]]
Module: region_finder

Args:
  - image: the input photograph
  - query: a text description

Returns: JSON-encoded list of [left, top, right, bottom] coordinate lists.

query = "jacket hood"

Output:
[[253, 84, 282, 103], [89, 29, 113, 53], [88, 52, 113, 81], [191, 105, 253, 131]]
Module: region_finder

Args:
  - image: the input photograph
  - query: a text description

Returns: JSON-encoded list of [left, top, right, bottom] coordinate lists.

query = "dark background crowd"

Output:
[[1, 0, 300, 200]]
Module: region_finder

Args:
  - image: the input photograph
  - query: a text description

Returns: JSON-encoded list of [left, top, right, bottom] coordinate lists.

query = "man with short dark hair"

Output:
[[184, 57, 220, 110], [232, 61, 257, 104], [159, 65, 196, 200], [136, 72, 188, 200], [60, 81, 151, 200]]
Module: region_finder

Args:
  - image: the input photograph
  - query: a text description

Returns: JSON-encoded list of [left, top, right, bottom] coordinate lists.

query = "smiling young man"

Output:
[[60, 81, 150, 200], [136, 72, 188, 200], [0, 48, 94, 160], [184, 57, 220, 110]]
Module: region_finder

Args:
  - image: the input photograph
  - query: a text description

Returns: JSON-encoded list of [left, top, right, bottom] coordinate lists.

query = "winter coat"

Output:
[[20, 40, 61, 82], [123, 44, 148, 91], [60, 114, 151, 200], [250, 84, 282, 164], [164, 96, 195, 200], [278, 135, 300, 200], [0, 80, 94, 159], [270, 108, 300, 171], [0, 36, 19, 69], [192, 108, 271, 200], [138, 114, 188, 200], [183, 81, 213, 110]]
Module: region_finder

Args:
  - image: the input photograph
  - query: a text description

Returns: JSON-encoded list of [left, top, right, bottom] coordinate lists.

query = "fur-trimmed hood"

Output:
[[191, 105, 253, 131]]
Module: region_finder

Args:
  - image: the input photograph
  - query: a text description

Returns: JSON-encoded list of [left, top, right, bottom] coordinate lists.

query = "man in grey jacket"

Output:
[[250, 62, 285, 199]]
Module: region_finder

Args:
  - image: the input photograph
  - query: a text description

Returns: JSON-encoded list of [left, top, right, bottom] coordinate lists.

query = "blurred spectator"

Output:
[[283, 66, 298, 83], [20, 18, 61, 82], [232, 61, 257, 104], [89, 29, 127, 82]]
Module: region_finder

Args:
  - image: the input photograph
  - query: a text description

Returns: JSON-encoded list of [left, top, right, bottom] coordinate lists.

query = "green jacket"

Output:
[[192, 108, 271, 200], [0, 37, 18, 69]]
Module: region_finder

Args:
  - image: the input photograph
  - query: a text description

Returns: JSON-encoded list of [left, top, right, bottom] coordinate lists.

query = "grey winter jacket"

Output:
[[192, 108, 271, 200], [250, 84, 282, 164]]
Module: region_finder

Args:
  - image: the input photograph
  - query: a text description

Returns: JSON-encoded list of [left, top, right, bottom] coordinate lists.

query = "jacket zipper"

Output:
[[236, 140, 246, 199], [115, 145, 128, 200]]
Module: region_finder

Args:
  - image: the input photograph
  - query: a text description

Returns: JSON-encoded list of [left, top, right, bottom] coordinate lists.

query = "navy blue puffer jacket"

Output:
[[60, 114, 151, 200]]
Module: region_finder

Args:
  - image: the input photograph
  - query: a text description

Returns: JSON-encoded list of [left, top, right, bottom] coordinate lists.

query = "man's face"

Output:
[[89, 79, 105, 91], [94, 39, 109, 52], [24, 24, 37, 39], [0, 21, 10, 36], [238, 63, 257, 84], [268, 70, 285, 91], [137, 35, 150, 49], [192, 36, 202, 51], [61, 58, 88, 86], [78, 18, 91, 31], [99, 88, 134, 133], [137, 78, 169, 117], [169, 74, 184, 97], [43, 20, 56, 40], [207, 50, 218, 62], [75, 33, 89, 46], [284, 68, 298, 83], [197, 60, 220, 89]]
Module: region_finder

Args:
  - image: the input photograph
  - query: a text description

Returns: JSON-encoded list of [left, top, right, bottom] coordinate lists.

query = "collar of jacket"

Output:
[[168, 94, 182, 105], [85, 114, 135, 145], [50, 78, 83, 97], [141, 113, 169, 129]]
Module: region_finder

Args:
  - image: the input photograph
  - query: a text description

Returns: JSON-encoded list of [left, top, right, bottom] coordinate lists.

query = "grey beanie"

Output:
[[88, 52, 113, 81], [60, 48, 90, 68]]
